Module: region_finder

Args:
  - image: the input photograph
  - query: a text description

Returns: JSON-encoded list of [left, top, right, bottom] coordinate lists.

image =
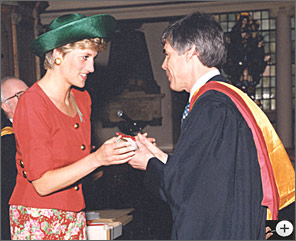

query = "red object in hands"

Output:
[[116, 132, 136, 141], [116, 132, 138, 150]]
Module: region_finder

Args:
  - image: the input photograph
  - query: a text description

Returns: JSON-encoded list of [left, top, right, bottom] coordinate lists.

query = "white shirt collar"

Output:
[[189, 69, 220, 102]]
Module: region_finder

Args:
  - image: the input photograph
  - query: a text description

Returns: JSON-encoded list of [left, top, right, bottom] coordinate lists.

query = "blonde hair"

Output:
[[44, 37, 107, 70]]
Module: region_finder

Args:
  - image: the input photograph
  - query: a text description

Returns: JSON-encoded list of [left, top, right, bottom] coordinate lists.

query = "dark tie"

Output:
[[181, 102, 190, 127]]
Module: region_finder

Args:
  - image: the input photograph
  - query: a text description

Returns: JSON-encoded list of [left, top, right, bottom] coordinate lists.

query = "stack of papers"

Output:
[[86, 211, 100, 221], [86, 222, 122, 240], [85, 208, 134, 240]]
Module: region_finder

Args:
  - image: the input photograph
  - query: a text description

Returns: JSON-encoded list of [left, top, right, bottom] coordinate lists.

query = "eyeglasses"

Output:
[[2, 90, 27, 103]]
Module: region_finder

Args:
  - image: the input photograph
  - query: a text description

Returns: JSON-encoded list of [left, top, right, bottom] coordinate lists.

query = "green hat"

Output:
[[30, 13, 116, 57]]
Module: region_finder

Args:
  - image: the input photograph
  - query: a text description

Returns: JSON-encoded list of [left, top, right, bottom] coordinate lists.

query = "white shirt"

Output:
[[189, 69, 220, 103]]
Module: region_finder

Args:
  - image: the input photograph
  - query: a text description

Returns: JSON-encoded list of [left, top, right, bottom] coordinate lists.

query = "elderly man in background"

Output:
[[1, 76, 28, 240]]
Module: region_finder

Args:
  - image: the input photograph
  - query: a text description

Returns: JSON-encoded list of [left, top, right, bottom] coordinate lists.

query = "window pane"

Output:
[[270, 54, 276, 64], [270, 65, 275, 76], [253, 11, 261, 19], [263, 31, 270, 41], [221, 22, 227, 31], [262, 99, 270, 109], [270, 42, 276, 53], [271, 99, 276, 110], [262, 20, 269, 30], [220, 14, 227, 21], [263, 77, 270, 87], [270, 19, 276, 30], [270, 87, 275, 98], [228, 21, 235, 30], [263, 65, 270, 76], [270, 31, 276, 41], [271, 77, 276, 87], [228, 13, 236, 21], [264, 44, 270, 53], [263, 88, 270, 99], [262, 11, 269, 19], [256, 88, 262, 99]]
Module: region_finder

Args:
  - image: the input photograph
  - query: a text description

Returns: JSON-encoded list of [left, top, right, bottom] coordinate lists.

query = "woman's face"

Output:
[[60, 48, 98, 88]]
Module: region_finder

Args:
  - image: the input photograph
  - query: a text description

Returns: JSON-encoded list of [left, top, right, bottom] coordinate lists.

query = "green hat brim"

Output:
[[30, 14, 116, 57]]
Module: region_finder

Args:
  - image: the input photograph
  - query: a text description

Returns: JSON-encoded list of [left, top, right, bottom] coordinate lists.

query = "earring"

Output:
[[55, 58, 62, 65]]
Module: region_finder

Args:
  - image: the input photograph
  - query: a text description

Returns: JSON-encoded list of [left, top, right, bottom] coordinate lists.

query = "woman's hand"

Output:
[[94, 137, 136, 166], [32, 136, 135, 197], [31, 136, 142, 196]]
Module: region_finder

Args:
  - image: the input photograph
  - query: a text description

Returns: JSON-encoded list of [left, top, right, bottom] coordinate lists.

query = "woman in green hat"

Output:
[[9, 13, 136, 240]]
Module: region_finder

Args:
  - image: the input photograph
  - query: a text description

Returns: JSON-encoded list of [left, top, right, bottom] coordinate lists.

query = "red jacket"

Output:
[[10, 83, 91, 212]]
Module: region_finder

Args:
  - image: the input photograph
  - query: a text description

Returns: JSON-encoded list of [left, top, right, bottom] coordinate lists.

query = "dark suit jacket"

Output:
[[1, 114, 16, 240], [144, 75, 266, 239]]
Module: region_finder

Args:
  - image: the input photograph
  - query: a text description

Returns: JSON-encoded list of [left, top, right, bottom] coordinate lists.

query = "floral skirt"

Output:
[[9, 205, 87, 240]]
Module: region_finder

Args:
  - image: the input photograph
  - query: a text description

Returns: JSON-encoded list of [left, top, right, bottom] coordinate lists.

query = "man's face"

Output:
[[1, 78, 28, 120], [161, 41, 190, 92]]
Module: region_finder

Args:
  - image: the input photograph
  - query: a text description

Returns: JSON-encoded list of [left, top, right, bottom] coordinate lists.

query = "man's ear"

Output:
[[1, 102, 11, 114], [185, 46, 198, 62]]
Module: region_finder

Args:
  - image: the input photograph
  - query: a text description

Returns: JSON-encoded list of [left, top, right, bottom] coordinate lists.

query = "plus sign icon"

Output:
[[266, 220, 294, 240], [276, 221, 294, 237]]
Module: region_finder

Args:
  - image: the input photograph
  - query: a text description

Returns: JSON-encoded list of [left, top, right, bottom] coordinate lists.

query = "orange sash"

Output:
[[190, 81, 295, 220]]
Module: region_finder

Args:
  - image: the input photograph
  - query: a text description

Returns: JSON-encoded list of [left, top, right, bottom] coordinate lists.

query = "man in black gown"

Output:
[[128, 12, 294, 240]]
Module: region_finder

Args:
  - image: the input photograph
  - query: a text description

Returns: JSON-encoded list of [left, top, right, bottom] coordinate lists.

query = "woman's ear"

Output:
[[52, 49, 63, 59]]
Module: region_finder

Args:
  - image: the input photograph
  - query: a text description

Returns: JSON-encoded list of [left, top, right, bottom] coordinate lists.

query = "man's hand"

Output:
[[128, 135, 154, 170], [265, 226, 274, 240], [136, 133, 168, 164]]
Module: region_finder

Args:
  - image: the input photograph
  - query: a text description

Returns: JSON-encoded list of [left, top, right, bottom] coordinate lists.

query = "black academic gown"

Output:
[[144, 75, 266, 240], [1, 113, 17, 240]]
